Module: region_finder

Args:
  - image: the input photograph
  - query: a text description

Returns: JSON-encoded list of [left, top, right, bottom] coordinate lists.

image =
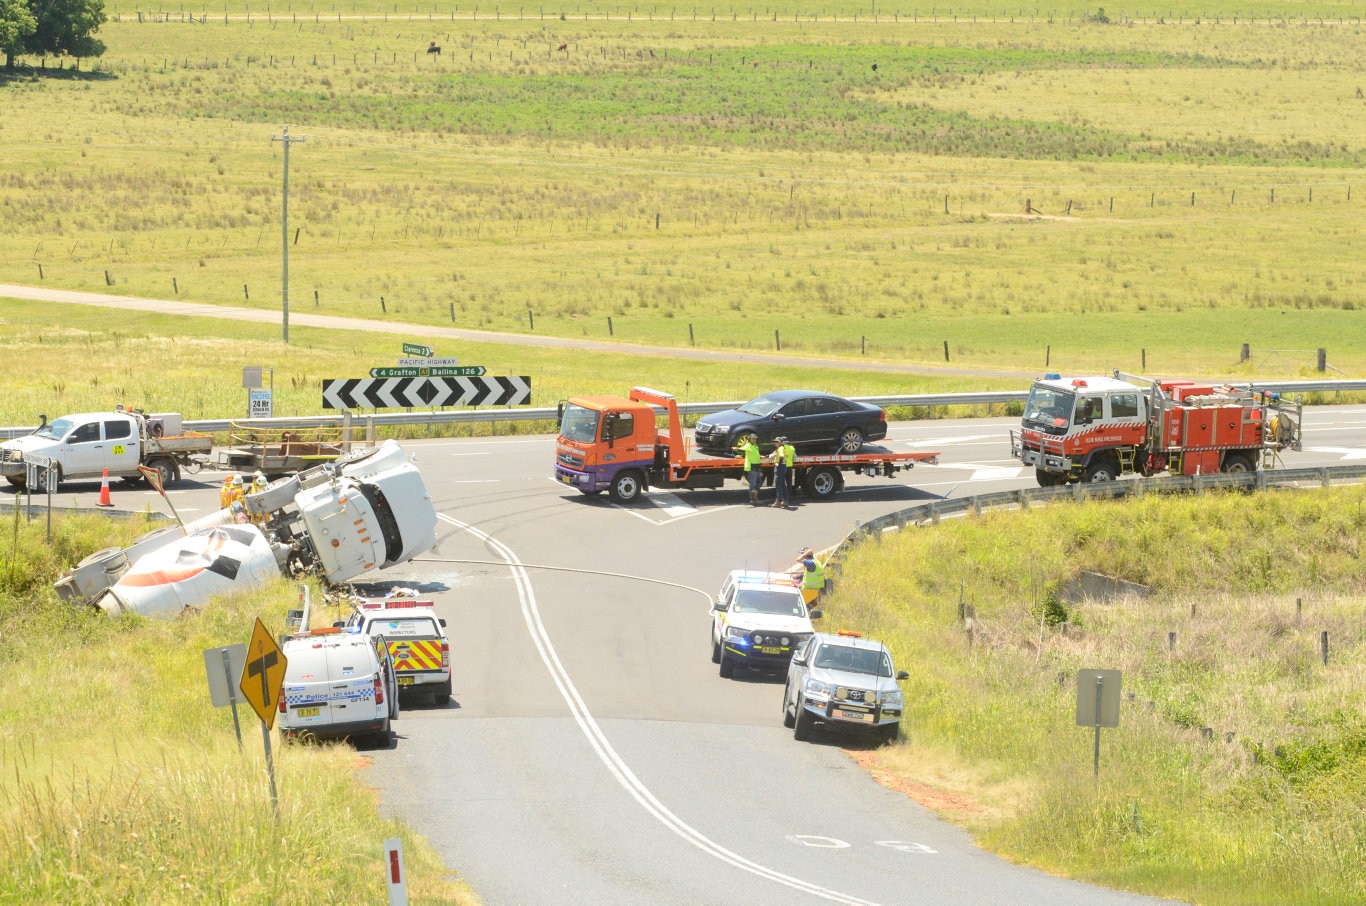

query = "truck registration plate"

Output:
[[296, 706, 320, 718], [759, 646, 782, 655], [833, 709, 873, 722], [398, 676, 415, 686]]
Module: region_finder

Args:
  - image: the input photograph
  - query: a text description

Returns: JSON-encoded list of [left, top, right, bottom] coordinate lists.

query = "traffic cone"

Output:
[[96, 468, 114, 507]]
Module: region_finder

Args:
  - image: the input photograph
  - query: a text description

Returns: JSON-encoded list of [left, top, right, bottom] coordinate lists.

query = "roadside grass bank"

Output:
[[0, 511, 479, 904], [830, 484, 1366, 903]]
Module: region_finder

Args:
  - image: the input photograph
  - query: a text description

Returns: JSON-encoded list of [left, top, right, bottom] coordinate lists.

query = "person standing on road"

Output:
[[737, 436, 763, 505], [770, 436, 795, 508], [220, 474, 237, 509]]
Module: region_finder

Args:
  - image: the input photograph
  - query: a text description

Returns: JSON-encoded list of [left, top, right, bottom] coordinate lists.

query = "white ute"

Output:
[[710, 570, 821, 678]]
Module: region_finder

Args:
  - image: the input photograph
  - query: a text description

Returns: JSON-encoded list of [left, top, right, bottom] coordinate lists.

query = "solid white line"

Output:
[[438, 513, 880, 906]]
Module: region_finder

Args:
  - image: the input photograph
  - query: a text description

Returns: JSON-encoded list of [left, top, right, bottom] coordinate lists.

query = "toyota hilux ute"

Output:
[[711, 570, 821, 678], [338, 598, 452, 706], [783, 631, 910, 745]]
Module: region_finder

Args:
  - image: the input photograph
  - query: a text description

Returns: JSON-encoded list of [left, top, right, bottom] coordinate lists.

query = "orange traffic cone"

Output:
[[96, 468, 114, 507]]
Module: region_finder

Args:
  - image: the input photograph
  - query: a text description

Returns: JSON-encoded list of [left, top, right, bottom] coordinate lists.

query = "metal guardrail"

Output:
[[1, 379, 1363, 440], [821, 464, 1366, 580]]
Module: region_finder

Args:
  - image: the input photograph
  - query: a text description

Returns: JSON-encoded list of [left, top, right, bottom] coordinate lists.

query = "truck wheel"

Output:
[[37, 464, 61, 492], [710, 631, 721, 665], [608, 470, 644, 503], [1083, 457, 1120, 484], [146, 458, 175, 489], [719, 649, 735, 679], [1222, 452, 1256, 474], [4, 477, 22, 488], [879, 723, 900, 746], [782, 687, 796, 728], [802, 466, 843, 500], [1035, 468, 1068, 488], [836, 426, 865, 454], [793, 697, 814, 742], [434, 680, 452, 706]]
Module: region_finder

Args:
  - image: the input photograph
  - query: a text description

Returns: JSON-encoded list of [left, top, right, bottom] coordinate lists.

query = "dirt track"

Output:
[[0, 283, 1030, 379]]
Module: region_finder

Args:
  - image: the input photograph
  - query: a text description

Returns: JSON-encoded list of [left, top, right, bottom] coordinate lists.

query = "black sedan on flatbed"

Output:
[[691, 390, 887, 455]]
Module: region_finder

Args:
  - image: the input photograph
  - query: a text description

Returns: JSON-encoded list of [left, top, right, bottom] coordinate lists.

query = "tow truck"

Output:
[[554, 387, 939, 503]]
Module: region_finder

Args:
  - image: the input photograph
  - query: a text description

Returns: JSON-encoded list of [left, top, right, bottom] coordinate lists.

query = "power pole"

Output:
[[271, 126, 306, 343]]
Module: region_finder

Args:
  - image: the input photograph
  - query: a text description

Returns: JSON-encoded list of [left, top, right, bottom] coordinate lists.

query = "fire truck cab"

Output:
[[1012, 373, 1301, 486]]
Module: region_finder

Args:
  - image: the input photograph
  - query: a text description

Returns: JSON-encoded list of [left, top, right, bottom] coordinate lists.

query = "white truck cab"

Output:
[[277, 628, 398, 748]]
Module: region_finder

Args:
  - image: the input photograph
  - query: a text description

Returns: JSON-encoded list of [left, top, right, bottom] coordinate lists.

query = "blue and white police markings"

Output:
[[785, 835, 937, 854]]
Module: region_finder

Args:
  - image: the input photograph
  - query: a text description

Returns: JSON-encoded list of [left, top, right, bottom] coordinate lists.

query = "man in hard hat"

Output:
[[219, 474, 237, 509], [247, 472, 269, 524], [789, 547, 826, 607], [769, 436, 795, 508]]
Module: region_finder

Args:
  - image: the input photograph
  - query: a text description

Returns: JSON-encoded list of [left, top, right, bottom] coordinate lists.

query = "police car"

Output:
[[710, 570, 820, 678], [782, 631, 909, 745]]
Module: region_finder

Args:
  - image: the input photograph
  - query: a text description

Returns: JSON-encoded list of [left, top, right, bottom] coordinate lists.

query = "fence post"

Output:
[[775, 329, 780, 351], [943, 340, 950, 362], [607, 316, 613, 336], [1240, 343, 1249, 363], [1317, 349, 1326, 372]]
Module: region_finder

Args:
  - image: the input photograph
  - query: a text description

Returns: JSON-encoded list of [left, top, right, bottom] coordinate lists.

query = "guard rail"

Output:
[[821, 463, 1366, 583], [1, 379, 1363, 440]]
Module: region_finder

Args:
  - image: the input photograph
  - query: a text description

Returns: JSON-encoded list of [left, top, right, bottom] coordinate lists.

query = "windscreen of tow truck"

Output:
[[1023, 387, 1075, 429], [734, 589, 808, 618], [559, 404, 600, 444]]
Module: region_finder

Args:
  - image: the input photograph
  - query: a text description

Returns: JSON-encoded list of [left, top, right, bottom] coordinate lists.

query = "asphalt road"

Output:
[[16, 410, 1366, 904]]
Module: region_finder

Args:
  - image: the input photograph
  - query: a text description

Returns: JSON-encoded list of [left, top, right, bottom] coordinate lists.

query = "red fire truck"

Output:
[[555, 387, 938, 503], [1010, 374, 1302, 486]]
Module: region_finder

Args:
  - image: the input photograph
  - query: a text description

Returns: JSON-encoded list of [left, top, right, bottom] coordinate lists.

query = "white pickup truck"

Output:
[[54, 439, 439, 618], [0, 408, 213, 489]]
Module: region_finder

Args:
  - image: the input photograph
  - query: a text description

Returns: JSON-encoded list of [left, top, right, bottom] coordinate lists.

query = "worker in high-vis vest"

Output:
[[737, 436, 763, 505], [792, 547, 826, 606], [770, 436, 795, 508]]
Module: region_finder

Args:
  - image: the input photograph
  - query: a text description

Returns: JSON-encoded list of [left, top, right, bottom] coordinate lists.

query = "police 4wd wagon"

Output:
[[710, 570, 820, 678], [783, 631, 910, 745], [337, 599, 452, 706]]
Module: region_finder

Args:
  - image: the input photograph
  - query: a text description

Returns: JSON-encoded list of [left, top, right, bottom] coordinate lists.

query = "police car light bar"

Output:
[[359, 600, 436, 610]]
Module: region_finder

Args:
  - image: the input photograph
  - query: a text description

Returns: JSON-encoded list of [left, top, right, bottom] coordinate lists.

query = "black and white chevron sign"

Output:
[[322, 376, 531, 410]]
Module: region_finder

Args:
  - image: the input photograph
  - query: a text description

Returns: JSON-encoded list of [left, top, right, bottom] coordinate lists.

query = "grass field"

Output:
[[1, 11, 1362, 379]]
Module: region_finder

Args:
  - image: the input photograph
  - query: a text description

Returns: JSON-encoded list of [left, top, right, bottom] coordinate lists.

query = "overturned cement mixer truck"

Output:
[[55, 439, 438, 618]]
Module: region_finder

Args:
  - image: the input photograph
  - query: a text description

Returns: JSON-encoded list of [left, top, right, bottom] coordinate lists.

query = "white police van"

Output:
[[277, 628, 399, 748]]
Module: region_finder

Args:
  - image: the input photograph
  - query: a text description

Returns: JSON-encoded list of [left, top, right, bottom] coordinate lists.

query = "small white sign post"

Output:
[[384, 837, 409, 906]]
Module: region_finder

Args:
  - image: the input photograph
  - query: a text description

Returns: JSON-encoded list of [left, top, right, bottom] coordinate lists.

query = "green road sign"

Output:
[[370, 366, 485, 378], [402, 343, 434, 357]]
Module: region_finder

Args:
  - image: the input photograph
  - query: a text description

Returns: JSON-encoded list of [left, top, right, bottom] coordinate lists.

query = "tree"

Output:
[[1, 0, 37, 70], [4, 0, 105, 70]]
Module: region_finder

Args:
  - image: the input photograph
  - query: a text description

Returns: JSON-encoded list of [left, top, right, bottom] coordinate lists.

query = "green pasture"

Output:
[[1, 14, 1362, 379], [833, 484, 1366, 903]]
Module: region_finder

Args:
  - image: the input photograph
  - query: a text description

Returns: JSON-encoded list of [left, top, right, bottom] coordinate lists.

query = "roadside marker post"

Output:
[[384, 837, 409, 906]]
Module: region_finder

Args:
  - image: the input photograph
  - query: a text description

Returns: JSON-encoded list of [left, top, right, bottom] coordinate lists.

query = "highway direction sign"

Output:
[[402, 343, 434, 357], [370, 366, 485, 378]]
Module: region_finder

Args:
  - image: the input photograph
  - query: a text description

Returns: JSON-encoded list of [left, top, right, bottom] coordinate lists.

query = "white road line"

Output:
[[439, 513, 880, 906], [1304, 447, 1366, 460]]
